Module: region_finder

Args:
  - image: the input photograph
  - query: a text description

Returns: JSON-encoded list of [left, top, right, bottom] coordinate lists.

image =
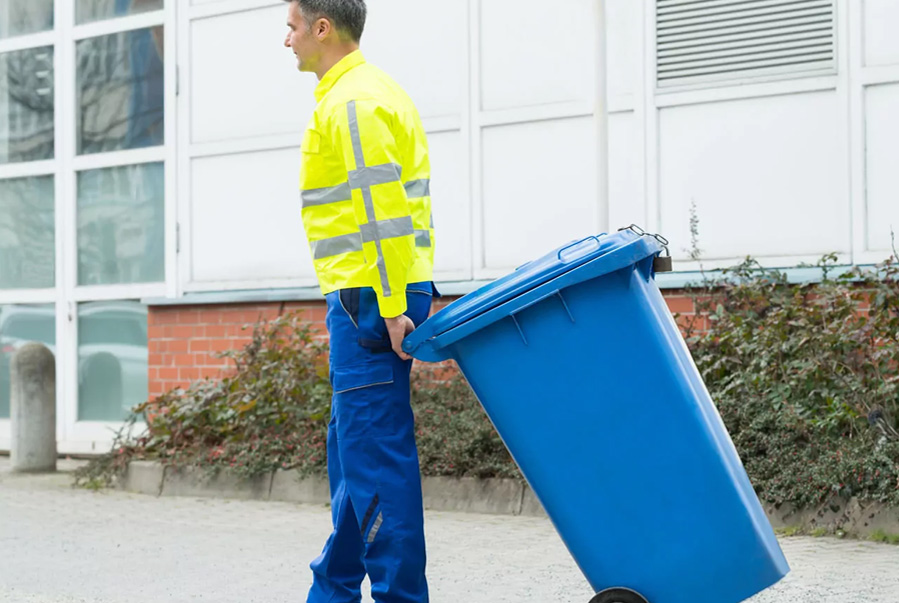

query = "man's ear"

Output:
[[316, 18, 331, 40]]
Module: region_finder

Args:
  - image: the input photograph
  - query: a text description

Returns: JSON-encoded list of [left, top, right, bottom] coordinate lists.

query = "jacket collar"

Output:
[[314, 50, 365, 102]]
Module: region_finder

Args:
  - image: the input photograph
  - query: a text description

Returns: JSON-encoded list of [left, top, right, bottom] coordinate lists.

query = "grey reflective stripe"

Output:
[[347, 100, 365, 169], [415, 229, 431, 248], [347, 100, 391, 297], [348, 163, 402, 189], [404, 179, 430, 198], [311, 233, 362, 260], [301, 182, 351, 208], [360, 216, 414, 243], [430, 213, 434, 228], [360, 494, 379, 536], [362, 186, 391, 296], [367, 511, 383, 543], [312, 225, 422, 259]]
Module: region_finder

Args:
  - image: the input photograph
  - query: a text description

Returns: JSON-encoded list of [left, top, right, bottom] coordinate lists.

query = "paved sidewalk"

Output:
[[2, 460, 898, 603]]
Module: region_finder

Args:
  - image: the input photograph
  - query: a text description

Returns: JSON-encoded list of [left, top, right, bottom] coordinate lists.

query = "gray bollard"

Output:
[[11, 342, 57, 473]]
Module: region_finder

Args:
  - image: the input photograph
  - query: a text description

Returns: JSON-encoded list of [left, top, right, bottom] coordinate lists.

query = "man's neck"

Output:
[[316, 44, 360, 80]]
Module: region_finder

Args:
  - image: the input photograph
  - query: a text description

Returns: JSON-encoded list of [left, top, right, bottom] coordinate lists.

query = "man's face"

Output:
[[284, 2, 319, 73]]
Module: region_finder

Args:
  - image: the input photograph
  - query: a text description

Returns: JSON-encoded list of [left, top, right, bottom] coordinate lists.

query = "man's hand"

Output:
[[384, 314, 415, 360]]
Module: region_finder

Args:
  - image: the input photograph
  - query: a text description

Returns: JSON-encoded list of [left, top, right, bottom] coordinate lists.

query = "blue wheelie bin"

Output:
[[402, 228, 789, 603]]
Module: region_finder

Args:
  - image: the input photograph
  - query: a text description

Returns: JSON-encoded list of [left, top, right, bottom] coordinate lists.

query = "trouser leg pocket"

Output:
[[332, 362, 411, 439]]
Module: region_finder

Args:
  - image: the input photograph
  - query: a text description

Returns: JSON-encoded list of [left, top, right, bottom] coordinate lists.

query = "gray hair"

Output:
[[285, 0, 367, 43]]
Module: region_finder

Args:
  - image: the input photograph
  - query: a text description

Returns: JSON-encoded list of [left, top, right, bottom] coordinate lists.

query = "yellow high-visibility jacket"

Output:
[[299, 50, 435, 318]]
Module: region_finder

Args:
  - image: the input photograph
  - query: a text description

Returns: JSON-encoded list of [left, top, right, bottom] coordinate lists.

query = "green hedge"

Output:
[[75, 256, 899, 508], [684, 255, 899, 507], [73, 312, 518, 489]]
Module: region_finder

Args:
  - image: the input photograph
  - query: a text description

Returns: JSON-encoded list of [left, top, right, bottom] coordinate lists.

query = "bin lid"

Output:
[[416, 229, 658, 344]]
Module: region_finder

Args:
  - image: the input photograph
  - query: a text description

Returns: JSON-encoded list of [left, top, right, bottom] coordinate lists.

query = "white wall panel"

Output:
[[659, 91, 847, 260], [427, 131, 471, 276], [607, 112, 642, 230], [364, 1, 466, 121], [865, 84, 899, 252], [480, 0, 595, 112], [190, 6, 316, 144], [482, 117, 598, 270], [606, 0, 639, 102], [864, 0, 899, 67], [190, 149, 311, 283]]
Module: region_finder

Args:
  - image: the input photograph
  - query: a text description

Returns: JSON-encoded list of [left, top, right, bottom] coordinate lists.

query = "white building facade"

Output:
[[1, 0, 898, 453]]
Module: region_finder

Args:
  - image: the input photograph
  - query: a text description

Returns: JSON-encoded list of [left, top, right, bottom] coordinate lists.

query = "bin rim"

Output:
[[404, 231, 663, 362]]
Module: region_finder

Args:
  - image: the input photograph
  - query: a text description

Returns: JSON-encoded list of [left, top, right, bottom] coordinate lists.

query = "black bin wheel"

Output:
[[590, 587, 649, 603]]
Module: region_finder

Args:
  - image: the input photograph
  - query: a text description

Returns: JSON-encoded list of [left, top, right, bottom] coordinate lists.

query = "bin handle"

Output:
[[557, 236, 600, 262]]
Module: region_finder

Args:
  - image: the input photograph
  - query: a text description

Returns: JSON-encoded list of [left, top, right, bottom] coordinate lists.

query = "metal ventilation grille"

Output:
[[657, 0, 836, 88]]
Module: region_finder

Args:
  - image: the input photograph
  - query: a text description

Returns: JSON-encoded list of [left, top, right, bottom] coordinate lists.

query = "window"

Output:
[[0, 1, 170, 443], [657, 0, 836, 88], [0, 303, 56, 419], [0, 176, 55, 289], [77, 163, 165, 286], [76, 27, 165, 154], [0, 46, 54, 163], [0, 0, 54, 39], [77, 301, 148, 421], [70, 2, 167, 429], [75, 0, 164, 26]]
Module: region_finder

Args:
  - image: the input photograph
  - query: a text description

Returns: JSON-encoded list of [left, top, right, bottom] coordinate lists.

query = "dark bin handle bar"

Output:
[[619, 224, 670, 254]]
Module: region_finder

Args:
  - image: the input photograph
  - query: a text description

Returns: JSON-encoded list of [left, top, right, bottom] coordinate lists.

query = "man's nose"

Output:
[[284, 34, 290, 47]]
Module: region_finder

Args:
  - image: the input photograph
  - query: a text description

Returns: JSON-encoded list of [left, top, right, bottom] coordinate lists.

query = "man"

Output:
[[283, 1, 436, 602]]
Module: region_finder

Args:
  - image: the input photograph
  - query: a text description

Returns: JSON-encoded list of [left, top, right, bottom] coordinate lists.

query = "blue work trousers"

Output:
[[306, 282, 434, 603]]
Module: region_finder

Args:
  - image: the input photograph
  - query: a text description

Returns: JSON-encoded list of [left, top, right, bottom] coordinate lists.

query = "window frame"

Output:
[[65, 1, 177, 446], [0, 0, 177, 453]]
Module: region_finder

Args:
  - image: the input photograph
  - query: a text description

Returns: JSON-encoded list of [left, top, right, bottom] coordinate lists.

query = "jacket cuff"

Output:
[[378, 293, 408, 318]]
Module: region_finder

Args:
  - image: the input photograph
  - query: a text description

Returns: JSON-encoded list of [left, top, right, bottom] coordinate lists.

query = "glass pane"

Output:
[[0, 0, 54, 39], [77, 163, 164, 286], [0, 303, 56, 419], [77, 27, 164, 154], [0, 46, 55, 163], [76, 0, 164, 25], [0, 176, 55, 289], [77, 301, 147, 421]]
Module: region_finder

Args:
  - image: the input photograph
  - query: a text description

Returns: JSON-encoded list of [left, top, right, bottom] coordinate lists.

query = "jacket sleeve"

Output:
[[332, 99, 415, 318]]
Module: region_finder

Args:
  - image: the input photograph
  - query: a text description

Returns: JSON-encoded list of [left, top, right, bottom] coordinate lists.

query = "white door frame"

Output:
[[61, 1, 176, 453]]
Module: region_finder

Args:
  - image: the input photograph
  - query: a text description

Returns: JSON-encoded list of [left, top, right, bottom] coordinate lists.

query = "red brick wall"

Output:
[[667, 291, 711, 332], [147, 291, 701, 399], [147, 302, 327, 398]]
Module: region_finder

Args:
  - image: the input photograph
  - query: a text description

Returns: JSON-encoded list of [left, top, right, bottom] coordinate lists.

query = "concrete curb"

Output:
[[116, 462, 899, 537], [765, 497, 899, 537], [422, 477, 543, 516], [520, 486, 547, 517], [117, 461, 547, 517], [270, 470, 330, 505], [160, 465, 274, 501], [119, 461, 165, 497]]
